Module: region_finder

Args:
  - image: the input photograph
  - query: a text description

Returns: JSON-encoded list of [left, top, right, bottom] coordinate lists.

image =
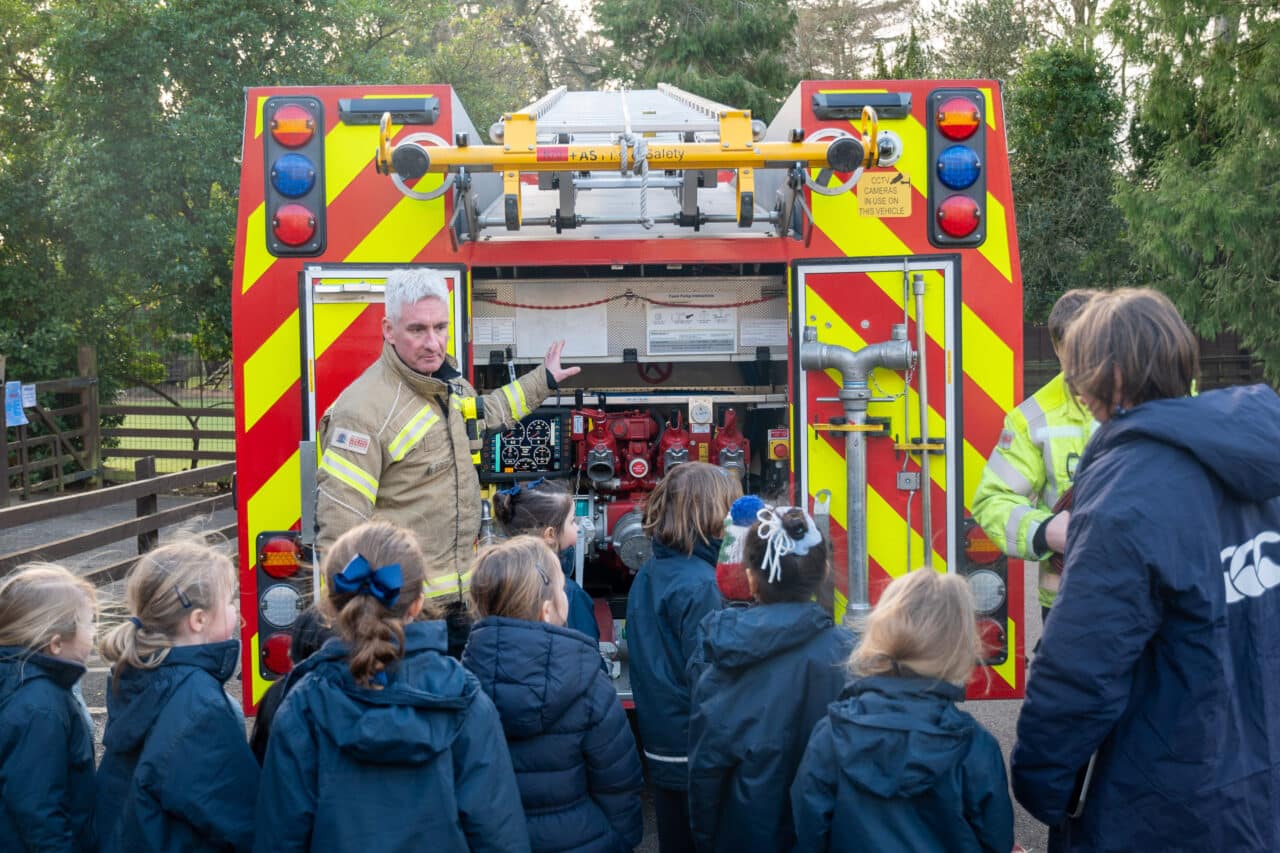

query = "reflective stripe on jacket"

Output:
[[315, 343, 551, 595], [972, 373, 1095, 608]]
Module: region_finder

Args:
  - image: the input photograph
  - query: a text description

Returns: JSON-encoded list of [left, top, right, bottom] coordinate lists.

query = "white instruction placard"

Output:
[[740, 319, 787, 348], [514, 282, 608, 358], [473, 317, 515, 346], [647, 294, 738, 356]]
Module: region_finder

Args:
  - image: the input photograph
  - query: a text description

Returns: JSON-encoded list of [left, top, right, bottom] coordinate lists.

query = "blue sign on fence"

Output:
[[4, 380, 28, 427]]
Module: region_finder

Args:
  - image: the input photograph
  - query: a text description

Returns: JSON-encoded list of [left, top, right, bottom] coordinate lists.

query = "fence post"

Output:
[[79, 346, 101, 488], [135, 456, 159, 554], [0, 354, 8, 508]]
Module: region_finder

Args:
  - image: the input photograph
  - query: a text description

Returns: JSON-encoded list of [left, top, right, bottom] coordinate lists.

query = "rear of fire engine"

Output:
[[231, 80, 1026, 713]]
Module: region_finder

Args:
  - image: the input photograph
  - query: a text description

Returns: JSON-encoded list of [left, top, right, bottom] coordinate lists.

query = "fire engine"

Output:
[[231, 80, 1026, 712]]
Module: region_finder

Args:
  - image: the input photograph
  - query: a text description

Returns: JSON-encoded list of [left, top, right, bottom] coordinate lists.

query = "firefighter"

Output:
[[972, 289, 1099, 622], [1012, 288, 1280, 851], [314, 268, 579, 654]]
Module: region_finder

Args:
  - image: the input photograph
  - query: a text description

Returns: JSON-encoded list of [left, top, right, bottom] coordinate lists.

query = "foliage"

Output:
[[791, 0, 912, 80], [1007, 44, 1133, 321], [592, 0, 798, 120], [872, 24, 934, 78], [927, 0, 1043, 81], [1106, 0, 1280, 380]]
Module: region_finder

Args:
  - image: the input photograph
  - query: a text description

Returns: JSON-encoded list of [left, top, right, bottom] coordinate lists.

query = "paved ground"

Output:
[[11, 493, 1047, 850]]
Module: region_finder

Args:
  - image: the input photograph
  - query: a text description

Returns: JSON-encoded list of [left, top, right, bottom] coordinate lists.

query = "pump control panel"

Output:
[[480, 408, 574, 482]]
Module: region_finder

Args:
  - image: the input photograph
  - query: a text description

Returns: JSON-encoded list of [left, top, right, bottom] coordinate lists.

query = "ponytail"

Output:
[[321, 522, 428, 687]]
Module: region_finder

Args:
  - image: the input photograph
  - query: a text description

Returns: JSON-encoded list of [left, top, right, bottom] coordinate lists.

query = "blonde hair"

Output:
[[0, 563, 97, 657], [850, 569, 979, 687], [1062, 287, 1198, 410], [643, 462, 742, 555], [321, 521, 430, 687], [468, 535, 560, 622], [99, 540, 236, 673]]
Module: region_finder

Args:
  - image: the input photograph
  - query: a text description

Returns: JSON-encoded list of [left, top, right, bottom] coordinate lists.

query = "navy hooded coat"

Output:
[[95, 639, 259, 853], [791, 675, 1014, 853], [559, 546, 601, 643], [1012, 385, 1280, 852], [462, 616, 643, 852], [255, 620, 530, 853], [0, 650, 96, 852], [625, 539, 722, 790], [686, 602, 854, 853]]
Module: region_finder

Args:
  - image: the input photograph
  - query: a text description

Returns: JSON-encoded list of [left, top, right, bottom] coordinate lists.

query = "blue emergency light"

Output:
[[270, 152, 318, 198], [937, 145, 981, 190]]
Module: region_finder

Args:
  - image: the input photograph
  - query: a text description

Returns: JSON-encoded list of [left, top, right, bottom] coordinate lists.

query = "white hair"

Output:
[[384, 269, 451, 323]]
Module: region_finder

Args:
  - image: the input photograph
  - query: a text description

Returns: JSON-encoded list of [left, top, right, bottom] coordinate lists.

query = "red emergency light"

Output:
[[262, 632, 294, 675], [272, 203, 317, 246], [936, 96, 981, 141], [963, 522, 1002, 565], [270, 103, 316, 148], [936, 194, 981, 238], [261, 534, 303, 579]]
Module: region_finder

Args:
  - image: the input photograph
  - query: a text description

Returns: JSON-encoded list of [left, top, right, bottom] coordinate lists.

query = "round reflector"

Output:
[[966, 569, 1007, 615], [628, 457, 650, 479], [270, 104, 315, 148], [976, 617, 1006, 660], [272, 203, 316, 246], [260, 583, 302, 629], [937, 145, 981, 190], [270, 153, 317, 198], [262, 632, 294, 676], [936, 96, 981, 141], [963, 522, 1002, 565], [936, 194, 981, 238], [261, 535, 301, 579]]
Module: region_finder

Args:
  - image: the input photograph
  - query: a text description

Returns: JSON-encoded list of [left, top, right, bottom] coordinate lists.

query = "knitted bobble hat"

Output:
[[716, 495, 766, 601]]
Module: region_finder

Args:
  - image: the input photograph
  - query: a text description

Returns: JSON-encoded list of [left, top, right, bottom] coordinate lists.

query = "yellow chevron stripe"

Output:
[[983, 88, 997, 132], [991, 616, 1017, 691], [344, 191, 446, 263], [814, 186, 910, 259], [244, 311, 300, 432], [961, 303, 1014, 411], [963, 439, 990, 510], [247, 449, 302, 572], [833, 587, 848, 626], [979, 193, 1013, 284], [241, 204, 274, 295], [325, 121, 382, 206], [866, 268, 947, 359], [249, 631, 271, 705], [314, 302, 370, 361], [253, 95, 269, 140]]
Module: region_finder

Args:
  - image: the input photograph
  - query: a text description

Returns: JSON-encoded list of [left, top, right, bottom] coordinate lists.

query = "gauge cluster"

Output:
[[480, 408, 573, 482]]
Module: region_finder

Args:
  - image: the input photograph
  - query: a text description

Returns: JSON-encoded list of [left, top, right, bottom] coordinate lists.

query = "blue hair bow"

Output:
[[333, 554, 403, 608], [496, 476, 545, 497]]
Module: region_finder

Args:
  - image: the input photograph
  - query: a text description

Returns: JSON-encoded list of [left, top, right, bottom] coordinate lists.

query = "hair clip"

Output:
[[129, 616, 144, 630], [755, 506, 824, 584], [497, 476, 545, 498], [174, 586, 193, 609]]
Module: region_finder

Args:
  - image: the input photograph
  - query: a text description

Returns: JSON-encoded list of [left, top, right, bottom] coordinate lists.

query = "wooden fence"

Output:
[[1, 348, 101, 505], [0, 459, 235, 583], [100, 403, 235, 466]]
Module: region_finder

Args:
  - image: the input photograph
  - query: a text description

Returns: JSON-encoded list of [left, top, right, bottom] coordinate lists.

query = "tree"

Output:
[[927, 0, 1043, 81], [592, 0, 798, 120], [791, 0, 912, 80], [1107, 0, 1280, 380], [872, 23, 934, 78], [1006, 44, 1133, 320]]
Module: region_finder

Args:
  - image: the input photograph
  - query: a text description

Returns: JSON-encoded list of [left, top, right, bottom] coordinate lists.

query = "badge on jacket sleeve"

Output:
[[332, 429, 372, 455], [997, 429, 1015, 451]]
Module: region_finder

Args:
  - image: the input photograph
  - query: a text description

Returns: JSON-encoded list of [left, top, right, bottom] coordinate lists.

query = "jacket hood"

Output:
[[462, 616, 602, 738], [1091, 385, 1280, 503], [0, 647, 85, 696], [828, 675, 973, 798], [696, 602, 834, 670], [293, 620, 478, 764], [105, 639, 240, 752], [652, 538, 723, 567]]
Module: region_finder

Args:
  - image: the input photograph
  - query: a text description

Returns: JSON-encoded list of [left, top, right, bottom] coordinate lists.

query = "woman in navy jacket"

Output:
[[96, 542, 258, 853], [0, 564, 98, 852], [1013, 289, 1280, 851], [625, 463, 739, 852], [791, 569, 1013, 853], [687, 505, 854, 852], [463, 536, 644, 852], [256, 521, 529, 853]]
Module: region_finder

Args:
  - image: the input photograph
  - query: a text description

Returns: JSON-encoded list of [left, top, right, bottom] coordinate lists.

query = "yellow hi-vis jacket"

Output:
[[972, 372, 1096, 609], [315, 343, 552, 602]]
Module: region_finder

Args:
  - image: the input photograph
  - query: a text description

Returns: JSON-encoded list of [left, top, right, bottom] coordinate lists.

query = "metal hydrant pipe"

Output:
[[801, 325, 915, 622]]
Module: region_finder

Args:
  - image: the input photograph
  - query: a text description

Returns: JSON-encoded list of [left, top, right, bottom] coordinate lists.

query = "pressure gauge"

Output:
[[688, 396, 714, 425]]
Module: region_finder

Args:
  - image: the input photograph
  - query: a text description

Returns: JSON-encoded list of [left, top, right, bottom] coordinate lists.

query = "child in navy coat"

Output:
[[256, 521, 529, 853], [96, 540, 259, 853], [625, 462, 740, 853], [463, 535, 643, 852], [492, 478, 599, 641], [790, 568, 1014, 853], [687, 504, 854, 853], [0, 563, 98, 852]]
